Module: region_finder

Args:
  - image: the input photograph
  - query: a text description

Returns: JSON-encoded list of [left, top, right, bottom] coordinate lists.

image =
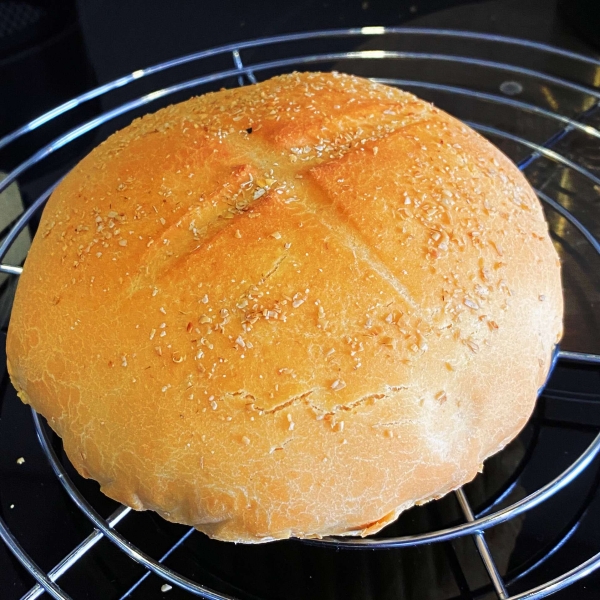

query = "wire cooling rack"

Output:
[[1, 28, 600, 600]]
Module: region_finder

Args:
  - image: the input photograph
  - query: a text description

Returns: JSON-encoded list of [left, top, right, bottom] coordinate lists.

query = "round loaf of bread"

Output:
[[7, 72, 562, 543]]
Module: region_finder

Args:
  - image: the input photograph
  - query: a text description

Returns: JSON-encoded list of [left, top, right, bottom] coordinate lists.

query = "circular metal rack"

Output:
[[1, 28, 600, 600]]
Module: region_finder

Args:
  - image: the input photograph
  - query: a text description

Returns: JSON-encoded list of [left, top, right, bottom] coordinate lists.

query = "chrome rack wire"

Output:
[[1, 28, 600, 600]]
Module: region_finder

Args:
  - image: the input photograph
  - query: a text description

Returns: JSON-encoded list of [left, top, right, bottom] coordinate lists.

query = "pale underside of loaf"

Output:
[[7, 72, 563, 542]]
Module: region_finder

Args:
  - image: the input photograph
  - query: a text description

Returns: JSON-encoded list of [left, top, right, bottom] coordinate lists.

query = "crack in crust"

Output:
[[229, 385, 410, 416]]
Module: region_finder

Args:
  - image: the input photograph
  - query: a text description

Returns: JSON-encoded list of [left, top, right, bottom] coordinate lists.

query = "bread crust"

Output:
[[7, 72, 562, 543]]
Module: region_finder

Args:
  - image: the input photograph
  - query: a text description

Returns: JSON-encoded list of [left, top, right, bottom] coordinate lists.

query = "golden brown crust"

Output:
[[7, 72, 562, 543]]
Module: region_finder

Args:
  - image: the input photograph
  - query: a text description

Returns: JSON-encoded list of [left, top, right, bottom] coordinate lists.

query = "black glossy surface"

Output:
[[1, 0, 600, 599]]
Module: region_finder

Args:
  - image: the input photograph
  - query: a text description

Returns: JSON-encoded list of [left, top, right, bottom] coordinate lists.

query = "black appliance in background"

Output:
[[0, 0, 98, 181], [1, 1, 600, 599], [559, 0, 600, 49]]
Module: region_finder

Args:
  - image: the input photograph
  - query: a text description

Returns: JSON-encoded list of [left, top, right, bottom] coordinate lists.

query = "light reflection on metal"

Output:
[[540, 85, 560, 111]]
